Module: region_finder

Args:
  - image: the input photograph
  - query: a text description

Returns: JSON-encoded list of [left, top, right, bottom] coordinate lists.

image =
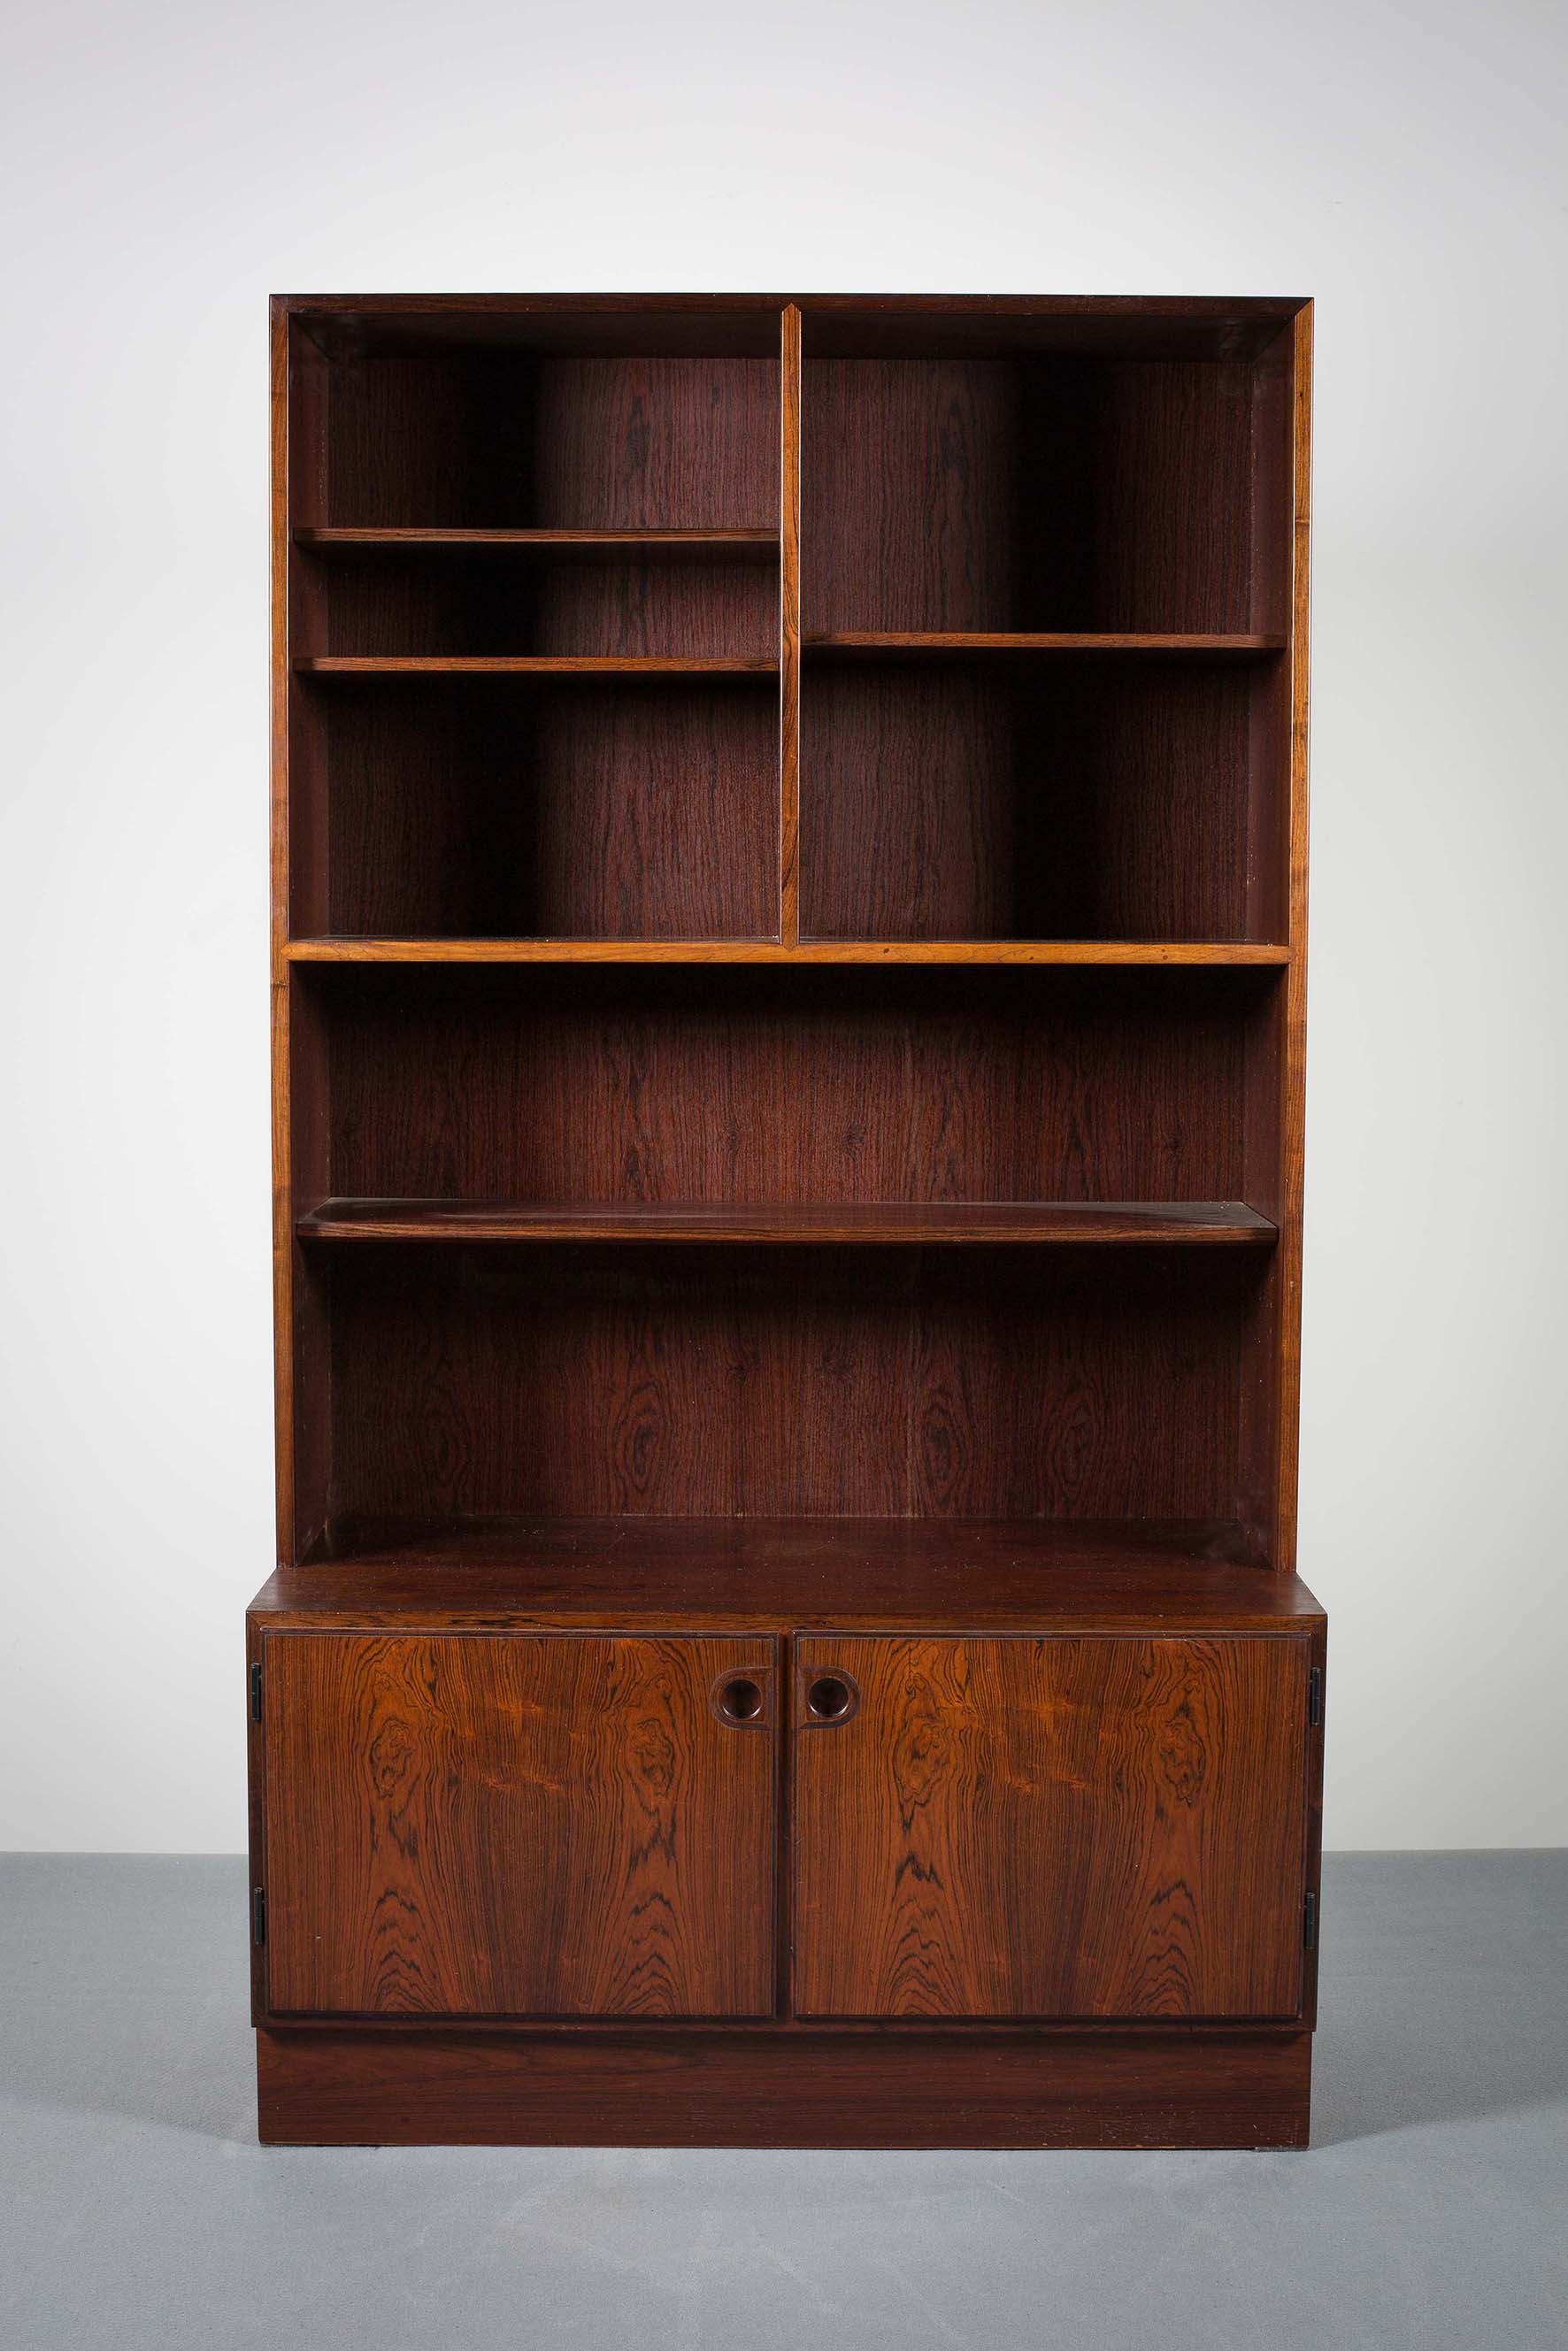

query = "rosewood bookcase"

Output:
[[251, 293, 1322, 2149]]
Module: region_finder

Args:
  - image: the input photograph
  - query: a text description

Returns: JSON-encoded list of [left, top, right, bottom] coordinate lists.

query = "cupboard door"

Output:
[[792, 1635, 1308, 2021], [264, 1633, 777, 2017]]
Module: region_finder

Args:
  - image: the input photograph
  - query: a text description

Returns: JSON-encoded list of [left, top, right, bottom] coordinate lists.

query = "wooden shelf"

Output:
[[253, 1516, 1322, 1632], [804, 633, 1287, 657], [297, 1198, 1277, 1247], [285, 938, 1291, 965], [295, 527, 779, 561], [295, 655, 778, 676]]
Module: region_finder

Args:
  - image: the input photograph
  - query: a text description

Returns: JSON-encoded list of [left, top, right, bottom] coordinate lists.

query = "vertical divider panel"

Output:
[[779, 305, 803, 946]]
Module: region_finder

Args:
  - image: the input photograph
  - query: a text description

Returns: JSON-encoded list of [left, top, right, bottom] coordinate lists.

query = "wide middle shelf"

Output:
[[296, 1198, 1278, 1247]]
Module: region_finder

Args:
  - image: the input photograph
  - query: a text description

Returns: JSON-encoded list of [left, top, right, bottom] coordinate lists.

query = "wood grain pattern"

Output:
[[324, 353, 780, 528], [779, 304, 802, 946], [257, 2024, 1312, 2147], [325, 1244, 1264, 1522], [317, 676, 777, 939], [296, 1198, 1277, 1247], [315, 964, 1264, 1203], [801, 358, 1260, 634], [792, 1634, 1309, 2019], [263, 1632, 778, 2017], [309, 551, 778, 662], [800, 657, 1275, 942], [250, 1533, 1324, 1630]]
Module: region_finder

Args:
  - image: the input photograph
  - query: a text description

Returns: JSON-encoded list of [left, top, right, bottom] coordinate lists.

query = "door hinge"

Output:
[[1303, 1889, 1317, 1951], [1308, 1666, 1323, 1728], [252, 1886, 267, 1948], [249, 1660, 263, 1723]]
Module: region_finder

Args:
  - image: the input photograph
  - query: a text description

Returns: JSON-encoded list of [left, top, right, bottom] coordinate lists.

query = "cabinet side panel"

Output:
[[1238, 309, 1310, 1565]]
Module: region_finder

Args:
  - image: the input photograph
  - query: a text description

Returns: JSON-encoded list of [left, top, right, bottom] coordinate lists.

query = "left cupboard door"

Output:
[[260, 1633, 779, 2018]]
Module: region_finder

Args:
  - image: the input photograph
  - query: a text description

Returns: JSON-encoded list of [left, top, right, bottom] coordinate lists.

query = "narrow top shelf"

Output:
[[294, 527, 780, 562]]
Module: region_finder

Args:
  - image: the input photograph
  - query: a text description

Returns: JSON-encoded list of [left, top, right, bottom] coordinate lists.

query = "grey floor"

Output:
[[2, 1857, 1565, 2351]]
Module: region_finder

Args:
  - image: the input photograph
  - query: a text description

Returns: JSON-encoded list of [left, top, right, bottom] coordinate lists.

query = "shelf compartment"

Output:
[[314, 1242, 1272, 1523], [304, 963, 1274, 1208], [286, 939, 1291, 965], [254, 1518, 1323, 1630], [802, 346, 1290, 636], [295, 672, 779, 940], [304, 340, 780, 531], [294, 531, 781, 662], [799, 653, 1287, 943], [298, 1199, 1278, 1247]]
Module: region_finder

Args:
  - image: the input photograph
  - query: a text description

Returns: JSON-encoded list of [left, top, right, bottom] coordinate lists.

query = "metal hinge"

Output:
[[252, 1886, 267, 1948], [1308, 1666, 1323, 1729], [250, 1661, 263, 1723], [1303, 1889, 1318, 1951]]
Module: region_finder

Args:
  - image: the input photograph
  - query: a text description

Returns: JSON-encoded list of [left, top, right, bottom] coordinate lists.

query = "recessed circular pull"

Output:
[[806, 1672, 857, 1724], [714, 1674, 766, 1726]]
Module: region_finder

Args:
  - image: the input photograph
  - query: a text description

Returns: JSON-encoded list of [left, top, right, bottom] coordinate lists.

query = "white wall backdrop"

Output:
[[3, 0, 1564, 1850]]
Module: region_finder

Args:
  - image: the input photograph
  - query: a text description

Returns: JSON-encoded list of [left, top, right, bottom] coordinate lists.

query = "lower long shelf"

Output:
[[296, 1198, 1278, 1246], [258, 1516, 1318, 1630]]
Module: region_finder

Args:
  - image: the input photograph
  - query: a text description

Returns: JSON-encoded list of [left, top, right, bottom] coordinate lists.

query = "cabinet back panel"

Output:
[[801, 658, 1272, 941], [320, 965, 1260, 1202], [802, 358, 1261, 633], [325, 356, 780, 529], [316, 679, 777, 938], [326, 1246, 1257, 1522]]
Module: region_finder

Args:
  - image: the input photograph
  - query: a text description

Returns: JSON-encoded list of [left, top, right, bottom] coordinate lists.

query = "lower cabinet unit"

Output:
[[250, 1601, 1324, 2148]]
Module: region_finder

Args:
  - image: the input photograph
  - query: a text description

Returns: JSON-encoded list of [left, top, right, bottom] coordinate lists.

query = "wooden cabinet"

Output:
[[254, 293, 1320, 2149], [792, 1635, 1311, 2021], [262, 1633, 778, 2017]]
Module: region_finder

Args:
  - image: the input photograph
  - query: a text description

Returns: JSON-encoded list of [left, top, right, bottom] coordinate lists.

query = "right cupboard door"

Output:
[[792, 1634, 1310, 2021]]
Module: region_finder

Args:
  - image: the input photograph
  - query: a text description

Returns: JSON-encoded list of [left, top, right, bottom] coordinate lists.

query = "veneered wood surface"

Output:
[[322, 353, 780, 529], [800, 657, 1278, 941], [257, 2024, 1312, 2147], [312, 964, 1266, 1203], [316, 676, 777, 939], [296, 1198, 1277, 1246], [250, 1526, 1323, 1629], [310, 554, 778, 662], [325, 1243, 1265, 1522], [263, 1632, 778, 2017], [802, 358, 1261, 634], [793, 1634, 1309, 2019]]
